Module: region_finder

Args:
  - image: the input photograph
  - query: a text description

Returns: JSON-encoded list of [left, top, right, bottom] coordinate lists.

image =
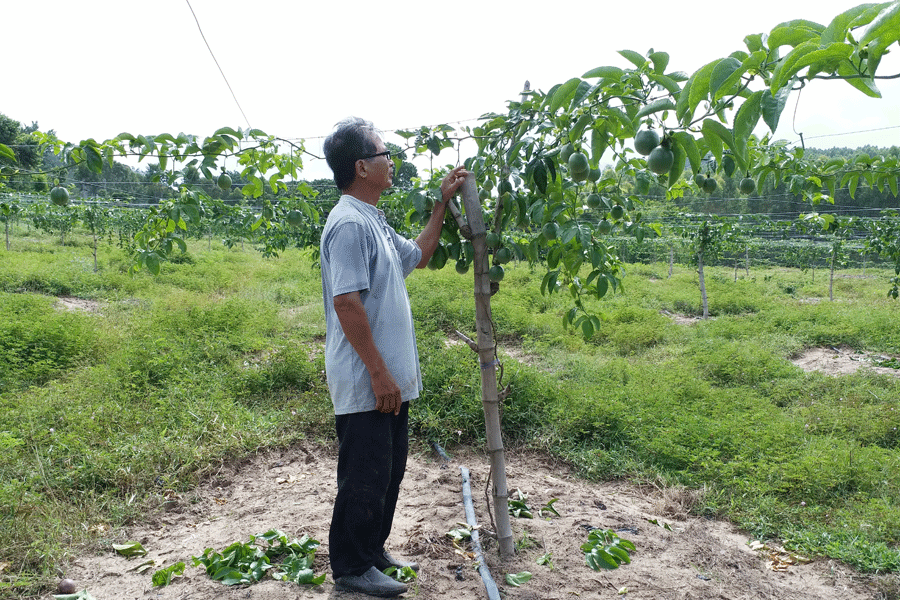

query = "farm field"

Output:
[[1, 228, 900, 599]]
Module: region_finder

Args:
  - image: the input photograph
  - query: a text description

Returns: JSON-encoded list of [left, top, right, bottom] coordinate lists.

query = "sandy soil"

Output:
[[52, 296, 896, 599], [58, 441, 878, 600]]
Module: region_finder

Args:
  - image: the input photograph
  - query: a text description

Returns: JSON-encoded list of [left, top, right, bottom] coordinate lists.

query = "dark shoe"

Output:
[[334, 566, 407, 597], [373, 550, 419, 573]]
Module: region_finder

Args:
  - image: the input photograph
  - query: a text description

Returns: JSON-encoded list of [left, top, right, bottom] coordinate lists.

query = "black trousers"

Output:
[[329, 402, 409, 578]]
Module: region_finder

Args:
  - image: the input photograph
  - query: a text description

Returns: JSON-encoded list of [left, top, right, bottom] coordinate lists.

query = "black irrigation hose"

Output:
[[460, 466, 501, 600], [430, 440, 451, 463]]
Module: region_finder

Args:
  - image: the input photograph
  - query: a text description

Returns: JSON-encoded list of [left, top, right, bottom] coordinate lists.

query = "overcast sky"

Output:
[[6, 0, 899, 181]]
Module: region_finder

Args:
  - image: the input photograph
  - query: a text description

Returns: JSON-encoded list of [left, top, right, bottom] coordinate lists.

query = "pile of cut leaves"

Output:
[[192, 529, 326, 586]]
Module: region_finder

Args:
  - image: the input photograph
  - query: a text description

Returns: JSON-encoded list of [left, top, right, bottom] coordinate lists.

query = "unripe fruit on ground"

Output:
[[647, 146, 674, 175], [217, 173, 232, 190], [634, 129, 660, 156], [740, 177, 757, 194], [50, 186, 69, 207]]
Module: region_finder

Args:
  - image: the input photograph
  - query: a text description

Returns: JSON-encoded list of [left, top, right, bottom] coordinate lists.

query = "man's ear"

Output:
[[355, 158, 367, 180]]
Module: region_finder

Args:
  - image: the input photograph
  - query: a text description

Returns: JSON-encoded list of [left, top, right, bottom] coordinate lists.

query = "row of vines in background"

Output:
[[3, 191, 898, 276]]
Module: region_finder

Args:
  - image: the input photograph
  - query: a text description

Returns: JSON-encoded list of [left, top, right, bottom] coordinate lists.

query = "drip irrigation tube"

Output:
[[460, 466, 501, 600], [431, 440, 451, 463]]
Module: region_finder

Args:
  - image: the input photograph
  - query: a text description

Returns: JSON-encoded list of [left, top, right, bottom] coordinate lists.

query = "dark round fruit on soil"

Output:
[[58, 579, 77, 594]]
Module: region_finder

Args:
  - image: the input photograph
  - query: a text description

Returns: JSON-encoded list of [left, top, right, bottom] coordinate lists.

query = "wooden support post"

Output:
[[459, 176, 515, 559]]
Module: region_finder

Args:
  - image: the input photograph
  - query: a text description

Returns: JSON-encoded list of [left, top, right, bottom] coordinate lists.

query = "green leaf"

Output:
[[859, 1, 900, 47], [570, 113, 593, 143], [767, 24, 820, 49], [821, 4, 876, 45], [152, 562, 186, 587], [672, 132, 700, 175], [675, 76, 693, 124], [570, 80, 594, 110], [213, 126, 241, 138], [582, 65, 624, 79], [581, 319, 594, 339], [618, 49, 647, 68], [113, 542, 148, 558], [0, 143, 16, 163], [701, 119, 734, 166], [591, 125, 608, 168], [550, 78, 582, 113], [837, 61, 881, 97], [505, 571, 533, 587], [633, 98, 676, 122], [687, 59, 720, 123], [596, 275, 609, 299], [668, 138, 687, 188], [533, 160, 548, 194], [772, 42, 854, 91], [647, 73, 681, 94], [760, 82, 794, 131], [733, 91, 763, 163], [649, 51, 670, 73], [83, 145, 103, 173], [709, 57, 742, 100]]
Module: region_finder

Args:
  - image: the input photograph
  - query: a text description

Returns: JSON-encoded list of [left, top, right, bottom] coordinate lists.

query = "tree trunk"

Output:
[[668, 245, 674, 279], [698, 252, 709, 319], [829, 252, 835, 302], [459, 177, 514, 559], [745, 246, 750, 277]]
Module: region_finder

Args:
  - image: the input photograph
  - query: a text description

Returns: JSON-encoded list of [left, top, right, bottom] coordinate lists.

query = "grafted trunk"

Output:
[[458, 177, 514, 558]]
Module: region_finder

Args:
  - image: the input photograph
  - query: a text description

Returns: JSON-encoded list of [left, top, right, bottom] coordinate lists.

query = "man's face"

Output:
[[364, 137, 394, 191]]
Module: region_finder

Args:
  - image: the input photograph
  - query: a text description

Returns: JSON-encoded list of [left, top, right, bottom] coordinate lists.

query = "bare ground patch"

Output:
[[791, 346, 900, 378], [58, 445, 878, 600]]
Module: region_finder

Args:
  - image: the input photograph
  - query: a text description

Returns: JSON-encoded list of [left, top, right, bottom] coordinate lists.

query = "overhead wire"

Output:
[[184, 0, 251, 130]]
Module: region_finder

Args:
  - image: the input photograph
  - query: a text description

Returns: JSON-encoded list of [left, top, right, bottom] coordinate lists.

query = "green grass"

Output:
[[2, 228, 900, 597]]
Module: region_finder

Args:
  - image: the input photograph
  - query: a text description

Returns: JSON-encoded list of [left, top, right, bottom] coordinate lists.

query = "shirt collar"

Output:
[[341, 194, 385, 218]]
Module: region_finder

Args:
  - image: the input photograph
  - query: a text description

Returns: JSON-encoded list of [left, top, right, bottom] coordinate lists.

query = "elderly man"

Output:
[[320, 117, 467, 597]]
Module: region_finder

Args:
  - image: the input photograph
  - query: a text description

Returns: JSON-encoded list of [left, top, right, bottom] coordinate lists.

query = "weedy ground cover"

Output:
[[1, 228, 899, 597]]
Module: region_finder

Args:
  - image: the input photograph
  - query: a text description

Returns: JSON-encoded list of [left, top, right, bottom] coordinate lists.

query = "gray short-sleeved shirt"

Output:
[[320, 195, 423, 415]]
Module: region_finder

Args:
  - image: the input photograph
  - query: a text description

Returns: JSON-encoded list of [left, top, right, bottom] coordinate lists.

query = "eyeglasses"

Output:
[[361, 150, 391, 161]]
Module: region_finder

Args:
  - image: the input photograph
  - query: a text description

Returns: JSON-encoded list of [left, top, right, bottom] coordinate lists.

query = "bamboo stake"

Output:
[[459, 176, 515, 558]]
